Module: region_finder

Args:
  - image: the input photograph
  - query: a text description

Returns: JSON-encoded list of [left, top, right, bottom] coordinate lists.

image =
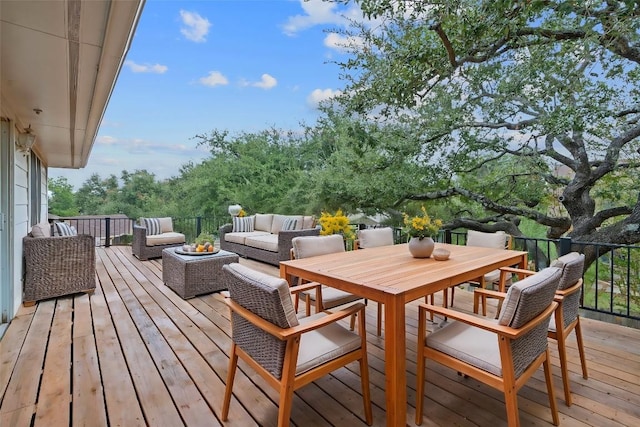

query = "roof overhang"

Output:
[[1, 0, 144, 168]]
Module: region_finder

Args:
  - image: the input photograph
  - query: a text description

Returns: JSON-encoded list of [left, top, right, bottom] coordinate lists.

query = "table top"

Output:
[[280, 242, 527, 303]]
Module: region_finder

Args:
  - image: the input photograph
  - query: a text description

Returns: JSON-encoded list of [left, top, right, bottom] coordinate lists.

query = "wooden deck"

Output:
[[1, 245, 639, 426]]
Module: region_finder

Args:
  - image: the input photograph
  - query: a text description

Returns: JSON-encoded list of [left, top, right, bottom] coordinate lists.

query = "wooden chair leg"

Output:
[[575, 318, 588, 379], [376, 303, 382, 336], [305, 294, 312, 317], [556, 328, 572, 406], [543, 349, 560, 425], [221, 344, 239, 420]]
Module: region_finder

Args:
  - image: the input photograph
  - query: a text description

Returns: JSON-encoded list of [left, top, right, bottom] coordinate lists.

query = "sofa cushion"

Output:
[[271, 215, 303, 234], [55, 222, 77, 236], [254, 214, 274, 232], [244, 234, 279, 252], [158, 217, 174, 233], [233, 216, 255, 232], [302, 215, 315, 229], [146, 232, 185, 246], [224, 231, 271, 245], [143, 218, 162, 235], [30, 221, 51, 238]]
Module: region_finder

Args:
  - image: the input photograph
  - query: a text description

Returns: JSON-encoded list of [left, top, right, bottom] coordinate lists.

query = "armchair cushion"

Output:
[[297, 312, 361, 375], [292, 234, 345, 259], [223, 263, 299, 328], [498, 267, 561, 328], [145, 232, 186, 246], [158, 217, 174, 233], [551, 252, 584, 290], [467, 230, 508, 248], [428, 320, 503, 376], [357, 227, 394, 248], [30, 220, 51, 238]]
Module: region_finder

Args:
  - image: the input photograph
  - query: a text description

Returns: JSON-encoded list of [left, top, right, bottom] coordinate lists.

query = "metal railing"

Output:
[[53, 217, 640, 324]]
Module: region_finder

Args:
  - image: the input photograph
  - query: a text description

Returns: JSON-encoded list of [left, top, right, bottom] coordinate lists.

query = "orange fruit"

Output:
[[208, 246, 214, 252], [196, 244, 204, 252]]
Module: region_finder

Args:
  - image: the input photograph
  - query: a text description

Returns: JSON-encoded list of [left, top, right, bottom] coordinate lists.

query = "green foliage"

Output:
[[194, 232, 216, 246], [48, 177, 79, 217]]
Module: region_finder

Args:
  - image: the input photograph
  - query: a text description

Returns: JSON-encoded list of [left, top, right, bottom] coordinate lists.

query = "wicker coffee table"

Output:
[[162, 247, 239, 299]]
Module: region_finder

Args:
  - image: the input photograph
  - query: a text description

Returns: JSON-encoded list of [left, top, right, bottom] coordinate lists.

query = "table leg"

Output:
[[384, 295, 407, 427]]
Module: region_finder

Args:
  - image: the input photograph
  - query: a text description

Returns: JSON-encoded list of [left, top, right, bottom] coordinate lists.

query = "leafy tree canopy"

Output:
[[327, 0, 640, 266]]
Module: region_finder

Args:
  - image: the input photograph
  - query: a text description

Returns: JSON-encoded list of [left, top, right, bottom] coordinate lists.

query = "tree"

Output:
[[330, 0, 640, 267], [48, 177, 79, 217]]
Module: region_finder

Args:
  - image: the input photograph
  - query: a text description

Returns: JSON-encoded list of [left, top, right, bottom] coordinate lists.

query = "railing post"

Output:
[[558, 236, 572, 256], [444, 229, 452, 244], [105, 217, 111, 247], [196, 216, 202, 237]]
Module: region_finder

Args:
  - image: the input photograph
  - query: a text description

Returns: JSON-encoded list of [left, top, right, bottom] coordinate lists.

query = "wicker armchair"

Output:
[[132, 223, 185, 261], [22, 234, 96, 306]]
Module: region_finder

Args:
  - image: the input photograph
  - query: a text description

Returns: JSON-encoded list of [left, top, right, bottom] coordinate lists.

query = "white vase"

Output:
[[228, 204, 242, 217], [408, 237, 435, 258]]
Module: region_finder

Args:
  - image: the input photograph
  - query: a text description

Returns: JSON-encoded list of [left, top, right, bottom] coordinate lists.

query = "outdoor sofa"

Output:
[[219, 213, 319, 266]]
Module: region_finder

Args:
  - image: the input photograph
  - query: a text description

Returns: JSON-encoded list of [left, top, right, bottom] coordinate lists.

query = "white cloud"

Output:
[[124, 60, 168, 74], [282, 0, 353, 35], [179, 10, 211, 42], [199, 71, 229, 87], [253, 74, 278, 89], [307, 88, 342, 108], [324, 33, 364, 53]]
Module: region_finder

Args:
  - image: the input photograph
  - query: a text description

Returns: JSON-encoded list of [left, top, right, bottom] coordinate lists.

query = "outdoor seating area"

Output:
[[2, 244, 639, 426]]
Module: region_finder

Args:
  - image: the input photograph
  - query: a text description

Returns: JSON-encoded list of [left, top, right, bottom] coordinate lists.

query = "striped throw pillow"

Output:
[[143, 217, 162, 235], [232, 216, 254, 232], [55, 222, 77, 236], [282, 217, 298, 231]]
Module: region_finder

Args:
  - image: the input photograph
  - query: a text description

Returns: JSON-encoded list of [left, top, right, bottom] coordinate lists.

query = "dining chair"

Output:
[[221, 263, 373, 427], [290, 235, 364, 328], [354, 227, 394, 335], [416, 266, 561, 427], [426, 229, 512, 320], [477, 252, 588, 406]]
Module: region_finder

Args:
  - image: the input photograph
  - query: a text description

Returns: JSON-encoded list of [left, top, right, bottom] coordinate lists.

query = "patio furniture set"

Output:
[[22, 216, 587, 427]]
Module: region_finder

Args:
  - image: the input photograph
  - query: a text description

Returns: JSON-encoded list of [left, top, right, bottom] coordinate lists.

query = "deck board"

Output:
[[1, 245, 639, 426]]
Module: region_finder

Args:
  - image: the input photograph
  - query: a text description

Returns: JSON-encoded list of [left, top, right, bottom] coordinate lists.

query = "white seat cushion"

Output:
[[224, 231, 270, 245], [244, 234, 279, 252], [304, 286, 362, 309], [427, 319, 503, 376], [145, 232, 185, 246], [297, 312, 361, 375]]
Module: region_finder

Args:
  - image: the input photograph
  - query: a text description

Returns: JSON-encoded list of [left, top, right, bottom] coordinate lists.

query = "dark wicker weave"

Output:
[[22, 234, 96, 305], [162, 248, 239, 299], [219, 224, 320, 266], [132, 224, 184, 260]]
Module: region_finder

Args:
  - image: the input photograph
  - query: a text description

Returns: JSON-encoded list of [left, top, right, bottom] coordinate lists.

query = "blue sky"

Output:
[[52, 0, 365, 189]]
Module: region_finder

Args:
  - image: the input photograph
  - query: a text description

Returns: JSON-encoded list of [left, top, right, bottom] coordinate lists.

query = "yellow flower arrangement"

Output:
[[402, 205, 442, 240], [237, 208, 246, 217], [319, 209, 355, 240]]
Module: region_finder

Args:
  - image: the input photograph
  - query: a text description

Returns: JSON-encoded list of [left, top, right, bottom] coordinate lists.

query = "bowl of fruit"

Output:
[[176, 233, 219, 255]]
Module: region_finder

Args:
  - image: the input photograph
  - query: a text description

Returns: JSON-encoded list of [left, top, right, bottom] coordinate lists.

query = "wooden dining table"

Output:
[[279, 242, 528, 427]]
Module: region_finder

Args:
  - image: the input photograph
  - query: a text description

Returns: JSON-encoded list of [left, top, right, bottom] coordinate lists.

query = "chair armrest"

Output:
[[499, 266, 535, 276], [474, 288, 507, 301], [289, 282, 322, 294], [419, 301, 557, 339], [224, 298, 365, 340], [555, 278, 583, 300]]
